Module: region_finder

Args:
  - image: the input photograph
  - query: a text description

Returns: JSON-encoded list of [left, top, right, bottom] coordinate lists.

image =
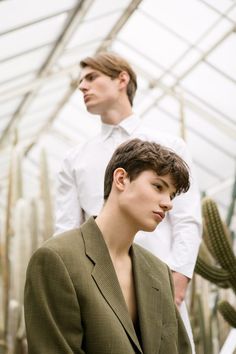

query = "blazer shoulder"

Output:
[[33, 228, 85, 264]]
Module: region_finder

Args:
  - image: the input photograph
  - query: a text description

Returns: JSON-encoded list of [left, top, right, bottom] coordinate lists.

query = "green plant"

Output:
[[195, 197, 236, 328]]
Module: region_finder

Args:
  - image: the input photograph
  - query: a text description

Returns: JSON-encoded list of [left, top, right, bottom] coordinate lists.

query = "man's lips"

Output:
[[84, 95, 92, 103], [153, 211, 165, 221]]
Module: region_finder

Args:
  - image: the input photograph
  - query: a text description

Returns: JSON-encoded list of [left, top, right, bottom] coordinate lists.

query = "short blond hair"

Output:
[[80, 52, 137, 106]]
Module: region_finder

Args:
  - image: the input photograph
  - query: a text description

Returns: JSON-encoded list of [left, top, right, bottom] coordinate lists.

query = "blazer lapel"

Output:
[[81, 218, 143, 353], [131, 245, 163, 354]]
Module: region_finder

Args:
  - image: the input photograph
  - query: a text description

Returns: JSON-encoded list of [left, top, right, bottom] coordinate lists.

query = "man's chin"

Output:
[[140, 223, 158, 233], [86, 104, 99, 115]]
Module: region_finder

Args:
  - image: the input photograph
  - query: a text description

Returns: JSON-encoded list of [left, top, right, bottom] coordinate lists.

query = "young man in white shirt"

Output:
[[55, 52, 202, 351]]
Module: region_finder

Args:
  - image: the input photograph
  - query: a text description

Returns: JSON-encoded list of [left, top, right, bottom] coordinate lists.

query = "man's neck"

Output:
[[100, 107, 133, 125], [95, 205, 137, 258]]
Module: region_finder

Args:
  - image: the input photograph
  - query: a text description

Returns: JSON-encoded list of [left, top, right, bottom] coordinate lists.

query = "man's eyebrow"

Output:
[[79, 71, 97, 84], [154, 177, 177, 195], [154, 177, 170, 188]]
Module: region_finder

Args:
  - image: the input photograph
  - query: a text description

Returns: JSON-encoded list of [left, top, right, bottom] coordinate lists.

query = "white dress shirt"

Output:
[[55, 114, 202, 279]]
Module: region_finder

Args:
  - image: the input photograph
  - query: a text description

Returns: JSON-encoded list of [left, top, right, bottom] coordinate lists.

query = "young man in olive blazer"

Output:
[[24, 139, 192, 354]]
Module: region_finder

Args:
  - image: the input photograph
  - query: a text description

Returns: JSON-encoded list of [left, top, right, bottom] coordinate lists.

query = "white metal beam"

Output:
[[0, 0, 95, 147]]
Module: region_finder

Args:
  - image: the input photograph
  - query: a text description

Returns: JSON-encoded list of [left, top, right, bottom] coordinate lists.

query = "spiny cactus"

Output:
[[218, 301, 236, 328], [1, 146, 55, 353], [195, 242, 230, 288], [195, 197, 236, 328], [11, 199, 32, 306], [195, 258, 230, 288], [189, 273, 217, 354], [40, 149, 54, 240], [1, 147, 23, 349], [202, 198, 236, 277]]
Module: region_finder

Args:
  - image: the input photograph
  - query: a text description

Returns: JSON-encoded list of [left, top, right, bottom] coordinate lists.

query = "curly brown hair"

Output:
[[104, 138, 190, 200]]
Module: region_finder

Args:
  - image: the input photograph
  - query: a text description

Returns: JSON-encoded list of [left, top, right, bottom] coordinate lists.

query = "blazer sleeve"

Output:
[[24, 247, 85, 354]]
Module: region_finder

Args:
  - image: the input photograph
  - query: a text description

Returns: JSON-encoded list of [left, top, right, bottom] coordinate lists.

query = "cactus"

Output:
[[195, 197, 236, 328], [189, 274, 214, 354], [29, 198, 43, 253], [195, 242, 230, 288], [0, 147, 23, 349], [40, 149, 54, 240], [195, 257, 230, 288], [218, 301, 236, 328], [202, 198, 236, 277], [11, 199, 32, 306], [0, 145, 55, 353]]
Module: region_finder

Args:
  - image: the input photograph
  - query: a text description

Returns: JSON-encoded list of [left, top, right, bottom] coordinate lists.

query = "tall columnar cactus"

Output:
[[40, 149, 54, 240], [195, 197, 236, 328], [218, 302, 236, 328], [0, 145, 54, 353], [190, 278, 214, 354], [195, 242, 230, 289], [0, 147, 23, 350]]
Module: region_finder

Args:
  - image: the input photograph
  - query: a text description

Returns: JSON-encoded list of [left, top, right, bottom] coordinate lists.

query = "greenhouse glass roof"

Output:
[[0, 0, 235, 225]]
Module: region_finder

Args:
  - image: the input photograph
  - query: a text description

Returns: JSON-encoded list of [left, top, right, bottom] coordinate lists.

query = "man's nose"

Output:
[[160, 196, 173, 212], [78, 80, 88, 92]]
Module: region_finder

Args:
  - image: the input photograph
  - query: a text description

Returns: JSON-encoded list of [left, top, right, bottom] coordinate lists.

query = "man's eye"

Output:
[[88, 74, 97, 81], [154, 184, 162, 190]]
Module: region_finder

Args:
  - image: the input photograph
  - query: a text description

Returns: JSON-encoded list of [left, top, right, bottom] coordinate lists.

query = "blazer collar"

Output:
[[81, 217, 162, 354]]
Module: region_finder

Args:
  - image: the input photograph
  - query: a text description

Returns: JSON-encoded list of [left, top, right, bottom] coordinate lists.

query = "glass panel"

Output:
[[54, 91, 101, 140], [171, 49, 201, 77], [181, 62, 236, 120], [59, 41, 99, 67], [198, 19, 233, 51], [0, 73, 36, 93], [195, 166, 219, 194], [141, 105, 181, 136], [188, 130, 234, 180], [118, 11, 188, 68], [19, 108, 57, 129], [228, 5, 236, 21], [112, 40, 164, 78], [0, 46, 52, 83], [140, 0, 219, 43], [84, 0, 129, 21], [207, 33, 236, 80], [185, 108, 236, 156], [201, 0, 234, 13], [67, 10, 123, 49], [0, 97, 22, 116], [181, 89, 235, 138], [0, 0, 76, 32], [0, 0, 235, 222], [0, 13, 68, 60], [0, 154, 11, 181]]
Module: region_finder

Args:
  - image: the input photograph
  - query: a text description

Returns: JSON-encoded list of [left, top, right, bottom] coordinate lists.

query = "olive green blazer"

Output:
[[24, 217, 191, 354]]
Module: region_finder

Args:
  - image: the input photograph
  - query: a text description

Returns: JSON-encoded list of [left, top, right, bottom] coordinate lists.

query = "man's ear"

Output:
[[118, 71, 130, 90], [113, 168, 128, 192]]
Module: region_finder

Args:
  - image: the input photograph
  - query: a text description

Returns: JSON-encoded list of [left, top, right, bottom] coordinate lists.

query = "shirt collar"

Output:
[[101, 114, 141, 141]]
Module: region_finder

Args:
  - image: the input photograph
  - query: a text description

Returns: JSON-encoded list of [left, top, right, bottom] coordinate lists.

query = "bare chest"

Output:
[[114, 261, 138, 325]]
